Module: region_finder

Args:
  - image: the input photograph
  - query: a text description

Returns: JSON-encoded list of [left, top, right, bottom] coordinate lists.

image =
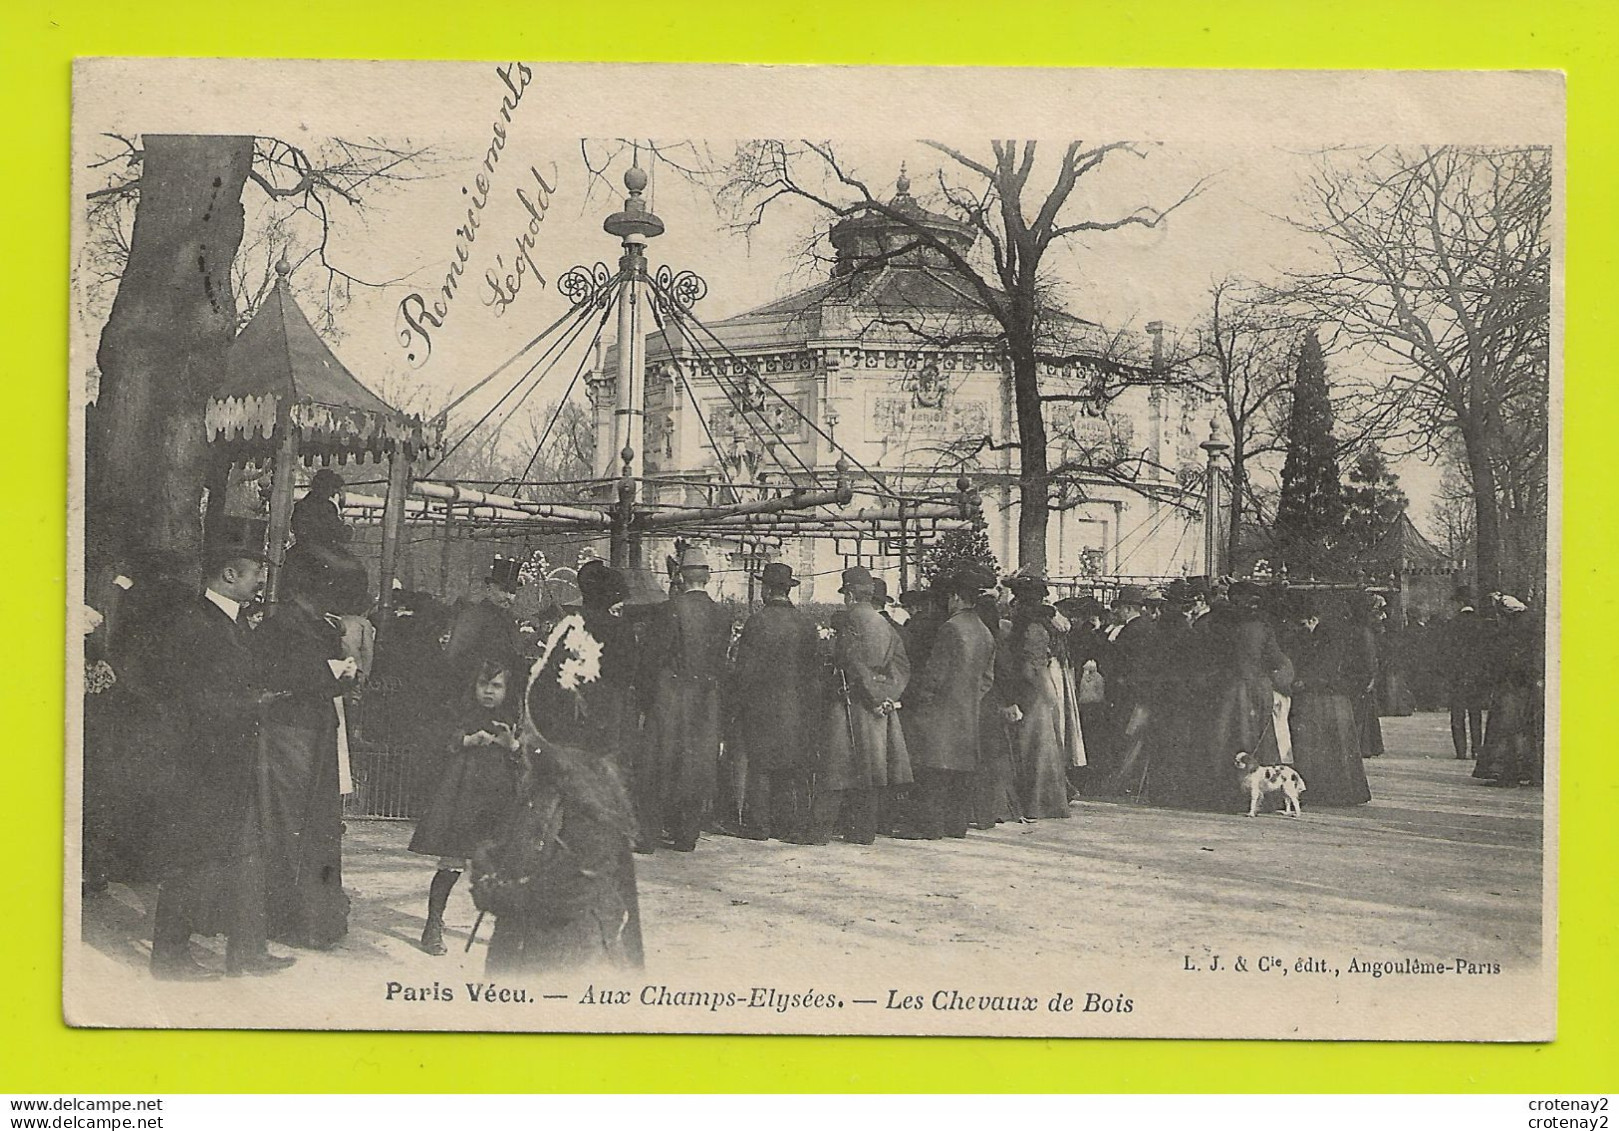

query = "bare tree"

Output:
[[719, 140, 1206, 572], [1430, 455, 1477, 566], [1284, 146, 1551, 590], [1188, 277, 1297, 566]]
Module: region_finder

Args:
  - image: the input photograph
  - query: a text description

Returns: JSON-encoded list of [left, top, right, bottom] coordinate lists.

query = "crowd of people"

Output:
[[80, 484, 1546, 983]]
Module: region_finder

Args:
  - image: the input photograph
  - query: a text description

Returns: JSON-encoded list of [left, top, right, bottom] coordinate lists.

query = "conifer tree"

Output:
[[1273, 331, 1344, 577], [921, 524, 1000, 587], [1339, 446, 1409, 565]]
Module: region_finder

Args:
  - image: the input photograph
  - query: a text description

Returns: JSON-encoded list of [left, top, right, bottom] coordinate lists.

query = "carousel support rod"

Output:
[[378, 447, 411, 608], [686, 501, 967, 527], [631, 483, 856, 530], [411, 480, 611, 528], [439, 500, 457, 595], [897, 499, 910, 592], [264, 408, 300, 605]]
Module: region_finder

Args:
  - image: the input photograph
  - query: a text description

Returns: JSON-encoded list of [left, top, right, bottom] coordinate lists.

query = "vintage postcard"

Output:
[[66, 60, 1559, 1038]]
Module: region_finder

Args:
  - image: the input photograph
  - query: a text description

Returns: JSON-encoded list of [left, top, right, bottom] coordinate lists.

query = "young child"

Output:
[[409, 655, 523, 955]]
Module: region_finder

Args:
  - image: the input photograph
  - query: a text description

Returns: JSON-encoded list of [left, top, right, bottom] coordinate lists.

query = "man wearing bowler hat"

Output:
[[1440, 585, 1489, 759], [815, 565, 912, 844], [148, 516, 295, 979], [638, 547, 734, 851], [905, 570, 996, 839], [729, 563, 822, 842]]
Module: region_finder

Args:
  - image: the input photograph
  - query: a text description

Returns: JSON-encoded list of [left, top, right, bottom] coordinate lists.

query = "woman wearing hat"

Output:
[[1347, 593, 1387, 759], [1187, 580, 1292, 811], [251, 544, 357, 949], [1473, 594, 1543, 786], [1281, 597, 1372, 806], [291, 468, 352, 551], [528, 562, 639, 781], [993, 575, 1071, 820]]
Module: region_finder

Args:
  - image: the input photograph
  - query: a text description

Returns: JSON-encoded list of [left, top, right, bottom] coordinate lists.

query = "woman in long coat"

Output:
[[995, 579, 1070, 820], [1474, 597, 1544, 786], [971, 592, 1020, 826], [1190, 582, 1290, 811], [1284, 609, 1372, 807], [253, 554, 354, 949], [1056, 597, 1111, 795], [1347, 597, 1387, 758]]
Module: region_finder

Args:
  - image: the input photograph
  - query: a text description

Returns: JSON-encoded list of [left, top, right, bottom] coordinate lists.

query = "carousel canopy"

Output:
[[205, 264, 442, 463]]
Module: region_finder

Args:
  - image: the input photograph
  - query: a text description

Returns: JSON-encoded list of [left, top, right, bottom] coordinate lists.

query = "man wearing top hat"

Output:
[[638, 547, 734, 852], [905, 570, 996, 839], [729, 562, 822, 842], [443, 554, 525, 687], [815, 565, 913, 844], [148, 517, 295, 979]]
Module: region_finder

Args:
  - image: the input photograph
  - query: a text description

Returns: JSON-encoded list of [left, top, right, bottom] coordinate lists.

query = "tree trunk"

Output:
[[1009, 343, 1049, 575], [1462, 428, 1501, 591], [87, 135, 254, 601]]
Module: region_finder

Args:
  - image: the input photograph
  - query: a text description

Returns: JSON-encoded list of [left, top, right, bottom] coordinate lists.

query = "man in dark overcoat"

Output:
[[1440, 585, 1489, 759], [148, 519, 295, 980], [637, 547, 733, 852], [443, 554, 525, 687], [906, 571, 996, 839], [730, 563, 821, 842], [814, 566, 912, 844]]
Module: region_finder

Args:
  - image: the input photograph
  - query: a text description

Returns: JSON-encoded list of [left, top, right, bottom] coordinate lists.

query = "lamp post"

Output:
[[1200, 419, 1231, 580]]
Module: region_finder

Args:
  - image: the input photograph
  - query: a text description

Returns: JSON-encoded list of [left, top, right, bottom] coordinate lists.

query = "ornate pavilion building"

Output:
[[586, 171, 1215, 601]]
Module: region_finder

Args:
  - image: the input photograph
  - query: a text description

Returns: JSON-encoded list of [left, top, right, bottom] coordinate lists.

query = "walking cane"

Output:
[[465, 910, 485, 953], [838, 668, 858, 755]]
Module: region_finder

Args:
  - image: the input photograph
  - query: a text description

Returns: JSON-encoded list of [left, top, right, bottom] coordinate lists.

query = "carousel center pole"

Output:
[[604, 158, 663, 570], [1200, 420, 1231, 580]]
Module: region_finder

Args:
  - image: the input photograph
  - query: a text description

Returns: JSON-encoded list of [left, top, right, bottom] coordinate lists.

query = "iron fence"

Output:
[[341, 675, 431, 821]]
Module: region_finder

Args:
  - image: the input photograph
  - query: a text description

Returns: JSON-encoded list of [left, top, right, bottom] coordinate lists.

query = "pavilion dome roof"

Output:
[[825, 166, 977, 278]]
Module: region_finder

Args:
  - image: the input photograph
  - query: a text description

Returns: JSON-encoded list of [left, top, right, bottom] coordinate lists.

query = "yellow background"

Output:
[[4, 0, 1613, 1093]]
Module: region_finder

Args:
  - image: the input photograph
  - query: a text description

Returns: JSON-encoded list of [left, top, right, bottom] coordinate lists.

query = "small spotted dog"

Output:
[[1234, 751, 1306, 818]]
